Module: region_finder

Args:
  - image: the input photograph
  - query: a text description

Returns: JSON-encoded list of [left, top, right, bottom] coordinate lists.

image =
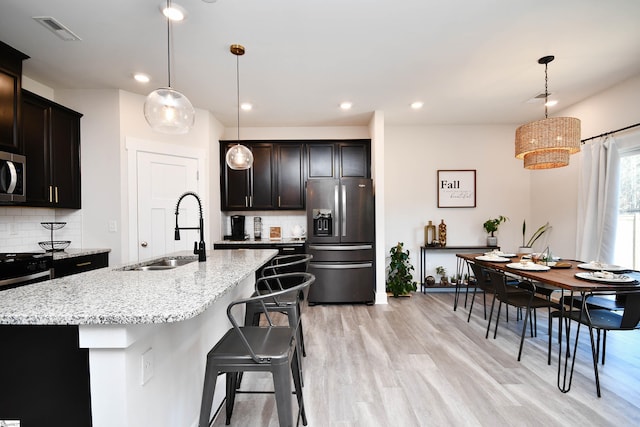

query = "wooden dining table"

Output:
[[456, 252, 640, 395]]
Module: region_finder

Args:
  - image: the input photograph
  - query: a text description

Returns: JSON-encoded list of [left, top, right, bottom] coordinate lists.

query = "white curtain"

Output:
[[576, 137, 620, 263]]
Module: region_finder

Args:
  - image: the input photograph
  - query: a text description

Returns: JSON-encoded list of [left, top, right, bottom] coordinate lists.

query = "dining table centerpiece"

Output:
[[519, 220, 551, 253]]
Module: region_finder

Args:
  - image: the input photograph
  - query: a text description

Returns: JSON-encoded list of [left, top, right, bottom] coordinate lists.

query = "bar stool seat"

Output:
[[199, 273, 314, 427]]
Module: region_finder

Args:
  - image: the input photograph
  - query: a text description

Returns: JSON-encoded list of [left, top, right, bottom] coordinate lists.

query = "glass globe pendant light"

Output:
[[225, 44, 253, 170], [144, 0, 195, 134]]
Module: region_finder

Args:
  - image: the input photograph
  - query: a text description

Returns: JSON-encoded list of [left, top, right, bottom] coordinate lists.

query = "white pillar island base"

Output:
[[0, 249, 278, 427]]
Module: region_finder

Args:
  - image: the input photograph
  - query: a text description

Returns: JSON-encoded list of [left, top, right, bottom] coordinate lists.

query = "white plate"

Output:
[[577, 263, 629, 272], [506, 262, 551, 271], [575, 272, 636, 284], [476, 255, 510, 262], [484, 251, 516, 258]]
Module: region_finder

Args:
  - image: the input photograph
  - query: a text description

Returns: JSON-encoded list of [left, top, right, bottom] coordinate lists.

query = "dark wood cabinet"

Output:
[[221, 142, 275, 210], [22, 90, 82, 208], [306, 141, 370, 179], [221, 139, 370, 211], [0, 41, 28, 153], [276, 143, 304, 209], [53, 252, 109, 278]]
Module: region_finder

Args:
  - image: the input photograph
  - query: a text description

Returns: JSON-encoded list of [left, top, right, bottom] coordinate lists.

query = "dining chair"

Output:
[[198, 272, 314, 427], [485, 269, 560, 362], [562, 289, 640, 397], [466, 261, 525, 323]]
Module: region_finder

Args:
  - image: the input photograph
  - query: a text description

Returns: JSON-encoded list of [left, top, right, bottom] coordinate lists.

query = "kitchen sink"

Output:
[[119, 257, 197, 271]]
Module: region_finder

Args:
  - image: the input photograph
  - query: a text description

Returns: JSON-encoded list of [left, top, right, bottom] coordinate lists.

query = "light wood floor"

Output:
[[210, 291, 640, 426]]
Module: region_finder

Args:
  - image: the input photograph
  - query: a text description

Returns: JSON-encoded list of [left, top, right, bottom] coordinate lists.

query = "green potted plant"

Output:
[[483, 215, 508, 246], [435, 265, 448, 285], [519, 221, 551, 253], [386, 242, 417, 297]]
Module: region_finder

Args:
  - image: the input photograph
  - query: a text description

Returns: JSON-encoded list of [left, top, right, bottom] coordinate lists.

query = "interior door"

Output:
[[136, 152, 199, 261]]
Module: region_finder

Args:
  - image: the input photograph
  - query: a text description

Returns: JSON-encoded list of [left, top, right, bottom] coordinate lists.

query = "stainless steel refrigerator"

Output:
[[305, 178, 375, 304]]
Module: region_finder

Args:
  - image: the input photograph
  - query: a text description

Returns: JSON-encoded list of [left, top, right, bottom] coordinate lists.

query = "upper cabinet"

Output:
[[221, 139, 370, 211], [0, 41, 29, 153], [22, 90, 82, 209]]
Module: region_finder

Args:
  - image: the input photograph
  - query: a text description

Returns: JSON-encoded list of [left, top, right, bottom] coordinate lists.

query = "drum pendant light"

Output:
[[225, 44, 253, 170], [515, 56, 581, 169], [144, 0, 195, 134]]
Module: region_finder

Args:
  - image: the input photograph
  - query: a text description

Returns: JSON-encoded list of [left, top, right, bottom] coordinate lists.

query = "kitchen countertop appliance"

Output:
[[0, 252, 53, 291], [306, 178, 375, 304], [230, 215, 246, 241]]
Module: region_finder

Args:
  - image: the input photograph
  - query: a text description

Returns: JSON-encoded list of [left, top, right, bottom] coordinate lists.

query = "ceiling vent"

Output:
[[33, 16, 82, 41], [525, 92, 553, 104]]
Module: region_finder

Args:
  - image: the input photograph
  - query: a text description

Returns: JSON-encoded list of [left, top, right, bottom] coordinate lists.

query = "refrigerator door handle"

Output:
[[341, 184, 347, 237], [308, 244, 372, 251], [334, 184, 339, 237], [311, 262, 373, 269]]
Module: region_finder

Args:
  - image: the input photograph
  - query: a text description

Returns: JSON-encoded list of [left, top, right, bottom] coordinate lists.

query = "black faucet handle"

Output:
[[193, 241, 198, 255]]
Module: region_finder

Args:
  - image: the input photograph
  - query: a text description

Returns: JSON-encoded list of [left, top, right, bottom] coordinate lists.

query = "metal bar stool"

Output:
[[199, 273, 314, 427]]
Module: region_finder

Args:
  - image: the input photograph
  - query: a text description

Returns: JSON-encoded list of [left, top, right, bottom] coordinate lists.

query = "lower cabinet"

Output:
[[53, 252, 109, 278]]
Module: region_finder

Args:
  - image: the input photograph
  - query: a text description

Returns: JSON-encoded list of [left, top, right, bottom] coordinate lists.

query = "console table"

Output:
[[419, 245, 499, 293]]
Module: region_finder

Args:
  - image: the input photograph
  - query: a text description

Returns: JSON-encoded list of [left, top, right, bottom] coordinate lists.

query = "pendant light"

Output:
[[143, 0, 195, 134], [515, 56, 581, 169], [225, 44, 253, 170]]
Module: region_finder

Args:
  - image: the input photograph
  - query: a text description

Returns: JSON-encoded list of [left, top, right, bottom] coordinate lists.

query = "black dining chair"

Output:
[[562, 289, 640, 397], [486, 269, 560, 362], [466, 261, 526, 323], [198, 272, 314, 427]]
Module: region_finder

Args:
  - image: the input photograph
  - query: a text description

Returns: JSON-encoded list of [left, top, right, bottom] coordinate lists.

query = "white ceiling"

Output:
[[1, 0, 639, 128]]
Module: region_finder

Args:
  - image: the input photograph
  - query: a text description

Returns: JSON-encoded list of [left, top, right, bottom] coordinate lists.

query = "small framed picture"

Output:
[[437, 169, 476, 208], [269, 226, 282, 240]]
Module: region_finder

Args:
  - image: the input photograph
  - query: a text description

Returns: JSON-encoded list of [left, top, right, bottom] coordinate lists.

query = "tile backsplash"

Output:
[[221, 211, 307, 239], [0, 207, 83, 252]]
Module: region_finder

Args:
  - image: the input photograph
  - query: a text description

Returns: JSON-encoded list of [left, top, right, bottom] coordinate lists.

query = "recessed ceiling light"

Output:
[[411, 101, 424, 109], [340, 102, 352, 110], [160, 2, 187, 21], [240, 103, 252, 111], [134, 73, 150, 83], [544, 99, 558, 107]]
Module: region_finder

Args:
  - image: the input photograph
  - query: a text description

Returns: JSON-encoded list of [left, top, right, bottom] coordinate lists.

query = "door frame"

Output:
[[125, 136, 207, 263]]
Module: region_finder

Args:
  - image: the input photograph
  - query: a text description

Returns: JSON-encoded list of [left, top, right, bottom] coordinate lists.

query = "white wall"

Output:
[[384, 125, 531, 280]]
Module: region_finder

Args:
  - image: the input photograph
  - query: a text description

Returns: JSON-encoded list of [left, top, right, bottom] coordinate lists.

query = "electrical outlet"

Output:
[[141, 348, 154, 385], [108, 220, 118, 233]]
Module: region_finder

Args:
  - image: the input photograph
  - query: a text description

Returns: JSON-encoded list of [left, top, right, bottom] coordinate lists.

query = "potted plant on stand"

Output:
[[435, 266, 448, 285], [483, 216, 508, 247], [519, 221, 551, 254], [386, 242, 417, 297]]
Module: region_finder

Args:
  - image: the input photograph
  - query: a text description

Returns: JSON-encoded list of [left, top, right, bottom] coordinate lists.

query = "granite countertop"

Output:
[[214, 238, 305, 245], [52, 248, 111, 260], [0, 249, 277, 326]]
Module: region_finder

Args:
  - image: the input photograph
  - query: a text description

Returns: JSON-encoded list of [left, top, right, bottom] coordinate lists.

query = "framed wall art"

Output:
[[437, 169, 476, 208]]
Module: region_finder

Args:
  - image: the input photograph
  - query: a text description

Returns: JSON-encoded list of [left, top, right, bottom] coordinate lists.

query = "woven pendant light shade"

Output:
[[523, 149, 570, 169], [515, 117, 581, 159]]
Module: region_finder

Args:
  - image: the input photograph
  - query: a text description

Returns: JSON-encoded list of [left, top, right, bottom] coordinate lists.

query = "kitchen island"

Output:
[[0, 248, 277, 427]]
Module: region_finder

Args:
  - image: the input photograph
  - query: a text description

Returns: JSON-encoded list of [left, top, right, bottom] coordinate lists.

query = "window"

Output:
[[614, 150, 640, 269]]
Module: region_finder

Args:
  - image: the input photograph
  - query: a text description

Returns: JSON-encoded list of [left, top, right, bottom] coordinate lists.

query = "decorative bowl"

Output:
[[39, 240, 71, 252]]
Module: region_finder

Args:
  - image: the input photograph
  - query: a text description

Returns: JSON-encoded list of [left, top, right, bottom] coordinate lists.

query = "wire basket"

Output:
[[39, 240, 71, 252], [40, 222, 67, 230]]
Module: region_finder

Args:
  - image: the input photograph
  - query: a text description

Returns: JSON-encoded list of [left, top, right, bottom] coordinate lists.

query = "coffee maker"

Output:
[[230, 215, 246, 241]]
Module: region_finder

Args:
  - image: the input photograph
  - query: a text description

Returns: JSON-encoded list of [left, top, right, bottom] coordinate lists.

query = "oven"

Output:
[[0, 151, 26, 203], [0, 253, 53, 291]]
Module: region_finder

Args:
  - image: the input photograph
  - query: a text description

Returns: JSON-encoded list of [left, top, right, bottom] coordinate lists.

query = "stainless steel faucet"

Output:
[[174, 191, 206, 262]]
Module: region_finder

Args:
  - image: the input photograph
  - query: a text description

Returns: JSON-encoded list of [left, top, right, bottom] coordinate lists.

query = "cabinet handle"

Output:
[[278, 196, 281, 207], [249, 195, 253, 207], [55, 186, 59, 203], [49, 186, 53, 203], [245, 196, 249, 207], [76, 261, 92, 267]]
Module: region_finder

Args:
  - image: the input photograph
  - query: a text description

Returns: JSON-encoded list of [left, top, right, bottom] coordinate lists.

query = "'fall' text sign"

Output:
[[437, 170, 476, 208]]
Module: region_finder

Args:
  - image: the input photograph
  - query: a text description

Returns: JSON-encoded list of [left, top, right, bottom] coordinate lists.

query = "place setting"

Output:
[[574, 261, 638, 284], [475, 250, 516, 262]]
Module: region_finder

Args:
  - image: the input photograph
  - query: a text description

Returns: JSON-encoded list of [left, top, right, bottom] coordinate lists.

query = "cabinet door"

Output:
[[306, 144, 336, 179], [0, 42, 27, 153], [276, 143, 304, 209], [221, 144, 250, 210], [339, 143, 369, 178], [22, 93, 52, 206], [249, 144, 275, 209], [51, 107, 81, 208]]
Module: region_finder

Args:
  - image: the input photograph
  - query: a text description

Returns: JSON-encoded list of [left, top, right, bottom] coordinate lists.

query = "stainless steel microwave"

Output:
[[0, 151, 26, 202]]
